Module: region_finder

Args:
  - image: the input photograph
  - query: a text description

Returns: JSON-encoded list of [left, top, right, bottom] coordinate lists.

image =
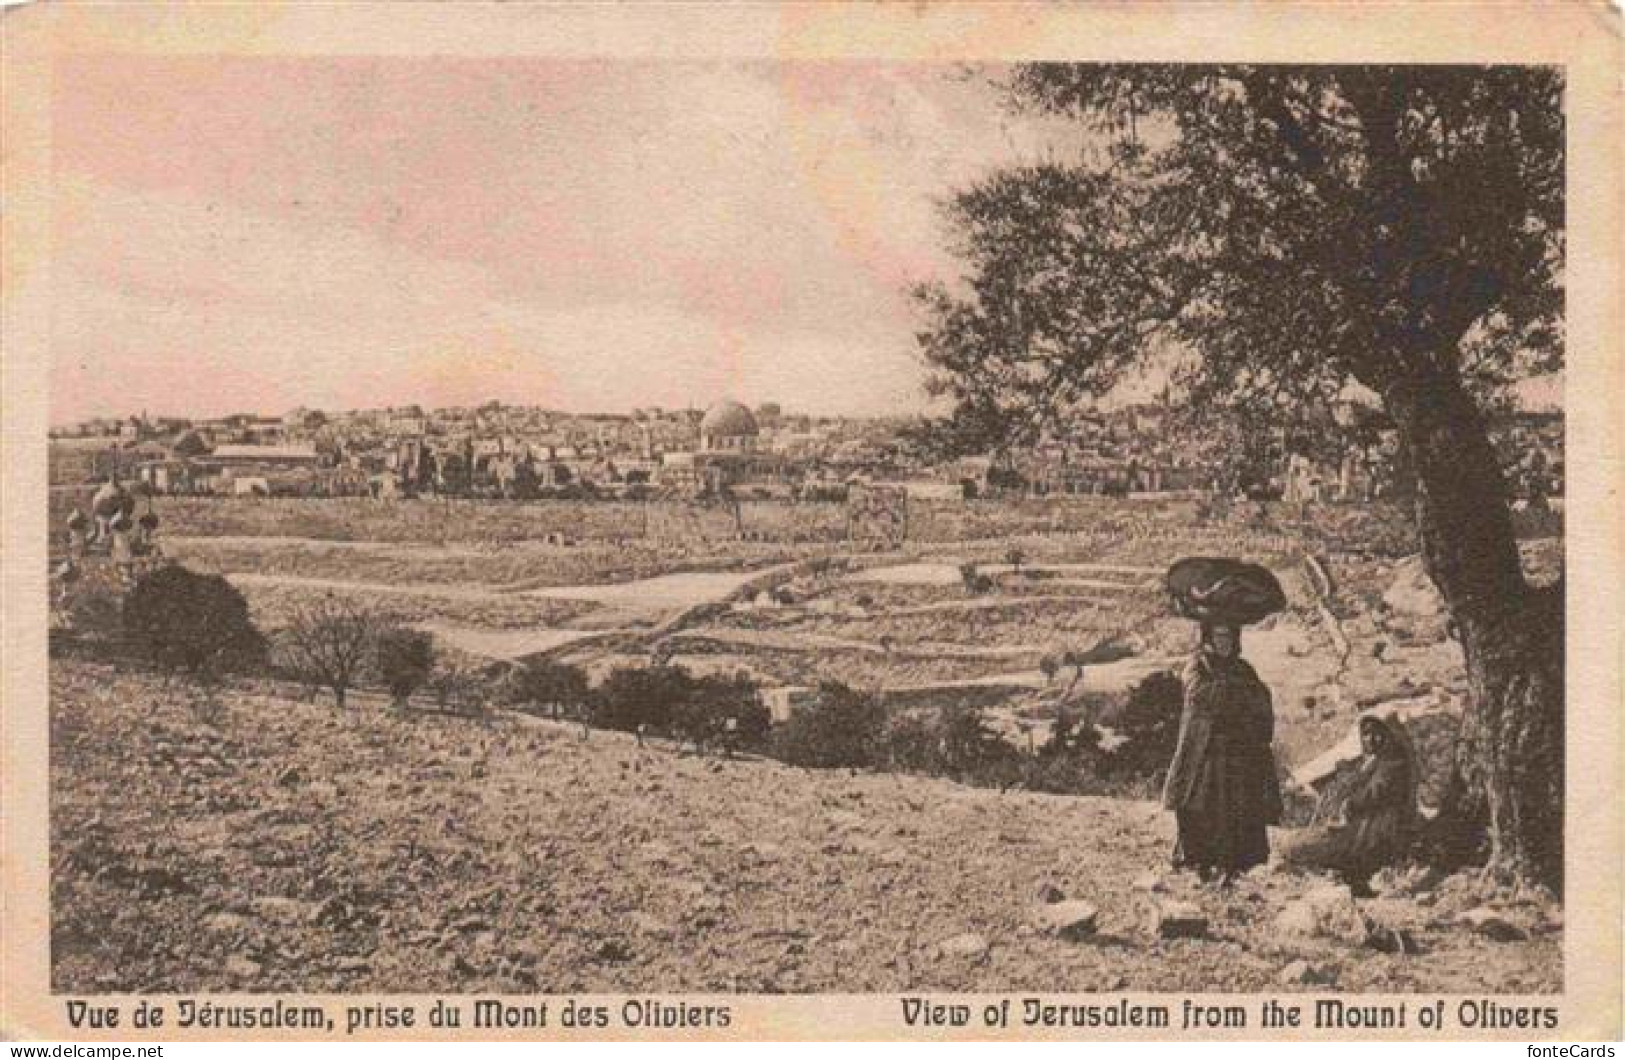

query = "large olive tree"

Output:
[[915, 65, 1564, 891]]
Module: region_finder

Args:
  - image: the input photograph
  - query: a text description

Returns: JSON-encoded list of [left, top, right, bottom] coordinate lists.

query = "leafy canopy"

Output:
[[915, 65, 1564, 451]]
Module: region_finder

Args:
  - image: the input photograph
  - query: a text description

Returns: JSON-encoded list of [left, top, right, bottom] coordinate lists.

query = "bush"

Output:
[[957, 562, 993, 595], [427, 656, 486, 715], [122, 564, 266, 676], [1024, 753, 1111, 796], [880, 711, 942, 773], [935, 703, 1020, 784], [592, 664, 694, 734], [1024, 707, 1110, 794], [507, 659, 590, 718], [62, 578, 123, 642], [771, 681, 885, 769], [1106, 670, 1185, 779], [681, 671, 769, 751], [375, 627, 435, 707]]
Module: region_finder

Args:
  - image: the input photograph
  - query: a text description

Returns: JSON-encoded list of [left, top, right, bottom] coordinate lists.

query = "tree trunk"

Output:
[[1385, 373, 1565, 894]]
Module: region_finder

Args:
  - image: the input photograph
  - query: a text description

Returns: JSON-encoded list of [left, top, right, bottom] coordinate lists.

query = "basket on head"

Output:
[[1165, 556, 1286, 626]]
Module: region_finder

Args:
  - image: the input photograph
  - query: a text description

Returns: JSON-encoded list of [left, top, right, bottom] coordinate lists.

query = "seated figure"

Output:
[[1282, 714, 1419, 896]]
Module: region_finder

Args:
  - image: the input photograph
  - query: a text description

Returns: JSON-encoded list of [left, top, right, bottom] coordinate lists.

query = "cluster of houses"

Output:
[[48, 395, 1565, 507], [49, 401, 926, 501]]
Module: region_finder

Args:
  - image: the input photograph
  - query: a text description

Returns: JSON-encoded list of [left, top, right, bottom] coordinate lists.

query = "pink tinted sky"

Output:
[[49, 56, 1077, 423]]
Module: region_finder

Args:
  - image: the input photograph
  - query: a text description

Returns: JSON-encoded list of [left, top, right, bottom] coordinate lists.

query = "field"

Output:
[[51, 492, 1565, 992], [142, 494, 1543, 770], [52, 661, 1561, 994]]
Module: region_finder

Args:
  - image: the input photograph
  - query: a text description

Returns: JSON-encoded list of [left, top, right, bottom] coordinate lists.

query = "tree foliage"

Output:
[[508, 659, 590, 718], [771, 681, 887, 769], [917, 65, 1562, 445], [123, 564, 266, 676], [375, 626, 435, 707], [1107, 670, 1187, 780], [592, 664, 694, 734], [680, 670, 770, 750]]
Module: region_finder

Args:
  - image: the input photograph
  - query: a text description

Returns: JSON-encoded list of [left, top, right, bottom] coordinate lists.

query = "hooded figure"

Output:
[[1162, 622, 1283, 881], [1283, 713, 1420, 896]]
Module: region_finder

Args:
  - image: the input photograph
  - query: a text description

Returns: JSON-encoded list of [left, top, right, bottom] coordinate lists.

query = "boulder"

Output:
[[935, 932, 990, 959], [1278, 959, 1338, 987], [1035, 882, 1066, 904], [1383, 556, 1445, 619], [1273, 884, 1365, 944], [1458, 907, 1530, 942], [1032, 901, 1100, 940], [225, 956, 262, 979], [202, 912, 249, 933], [1148, 900, 1208, 939]]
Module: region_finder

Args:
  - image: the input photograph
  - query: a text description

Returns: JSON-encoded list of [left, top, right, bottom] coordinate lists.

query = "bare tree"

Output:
[[280, 594, 378, 709]]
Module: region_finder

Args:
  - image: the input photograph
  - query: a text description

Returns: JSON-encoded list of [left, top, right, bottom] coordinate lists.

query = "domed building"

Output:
[[699, 400, 759, 454]]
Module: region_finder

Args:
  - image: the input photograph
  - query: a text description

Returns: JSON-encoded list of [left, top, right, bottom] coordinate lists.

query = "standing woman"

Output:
[[1161, 621, 1283, 882]]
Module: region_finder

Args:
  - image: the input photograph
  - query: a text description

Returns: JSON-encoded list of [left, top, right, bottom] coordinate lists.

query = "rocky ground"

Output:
[[51, 659, 1559, 996]]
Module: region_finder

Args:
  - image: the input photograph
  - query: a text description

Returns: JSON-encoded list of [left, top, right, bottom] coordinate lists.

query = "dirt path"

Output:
[[847, 562, 1158, 587], [227, 572, 532, 601], [170, 535, 492, 556], [667, 628, 1044, 660], [884, 656, 1184, 696], [417, 623, 611, 661]]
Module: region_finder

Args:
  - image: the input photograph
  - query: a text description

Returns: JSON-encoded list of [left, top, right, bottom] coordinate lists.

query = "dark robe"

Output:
[[1289, 716, 1419, 885], [1162, 652, 1282, 874]]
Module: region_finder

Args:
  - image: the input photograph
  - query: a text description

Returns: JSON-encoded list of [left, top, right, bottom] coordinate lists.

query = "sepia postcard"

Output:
[[2, 0, 1621, 1043]]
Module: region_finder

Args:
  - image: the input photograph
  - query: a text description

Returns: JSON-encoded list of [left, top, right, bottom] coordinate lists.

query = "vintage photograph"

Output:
[[18, 23, 1599, 1022]]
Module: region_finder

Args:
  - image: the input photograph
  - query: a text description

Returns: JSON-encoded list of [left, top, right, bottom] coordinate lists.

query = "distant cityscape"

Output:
[[49, 395, 1564, 507]]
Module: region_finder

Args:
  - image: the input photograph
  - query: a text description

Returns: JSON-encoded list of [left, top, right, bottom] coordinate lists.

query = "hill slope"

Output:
[[50, 661, 1559, 995]]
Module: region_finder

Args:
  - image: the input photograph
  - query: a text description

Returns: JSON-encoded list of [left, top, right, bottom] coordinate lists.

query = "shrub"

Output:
[[1024, 753, 1110, 796], [507, 659, 590, 719], [1024, 707, 1109, 795], [122, 564, 266, 676], [961, 568, 996, 595], [880, 711, 942, 773], [375, 627, 435, 707], [1042, 705, 1102, 760], [931, 704, 1027, 788], [428, 656, 486, 715], [681, 671, 768, 751], [592, 664, 694, 734], [62, 578, 123, 642], [1106, 670, 1185, 779], [770, 681, 885, 769]]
